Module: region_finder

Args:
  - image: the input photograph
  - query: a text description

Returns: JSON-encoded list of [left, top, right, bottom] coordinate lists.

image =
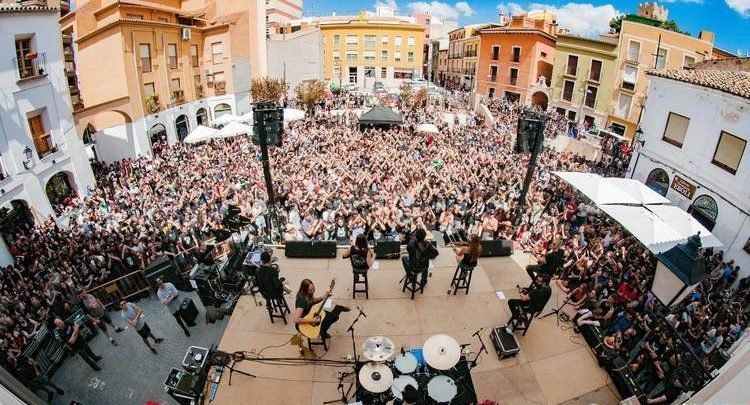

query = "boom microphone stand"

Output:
[[538, 293, 571, 327], [323, 306, 366, 404], [468, 327, 488, 369]]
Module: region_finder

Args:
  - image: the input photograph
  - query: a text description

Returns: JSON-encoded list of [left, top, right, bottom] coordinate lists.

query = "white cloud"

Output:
[[661, 0, 703, 3], [407, 1, 476, 20], [497, 2, 621, 38], [726, 0, 750, 16], [455, 1, 475, 17], [375, 0, 399, 11], [497, 2, 526, 16]]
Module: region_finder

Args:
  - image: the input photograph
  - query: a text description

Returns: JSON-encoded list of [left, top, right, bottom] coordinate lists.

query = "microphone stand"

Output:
[[538, 295, 571, 327], [323, 306, 365, 404], [469, 327, 488, 369]]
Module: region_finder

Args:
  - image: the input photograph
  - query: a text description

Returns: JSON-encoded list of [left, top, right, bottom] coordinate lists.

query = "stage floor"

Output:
[[212, 247, 620, 405]]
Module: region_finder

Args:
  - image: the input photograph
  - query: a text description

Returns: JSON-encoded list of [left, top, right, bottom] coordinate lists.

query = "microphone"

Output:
[[357, 306, 367, 318]]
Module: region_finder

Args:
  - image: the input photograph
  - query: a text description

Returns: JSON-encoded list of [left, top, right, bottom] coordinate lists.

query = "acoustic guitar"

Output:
[[297, 279, 336, 339]]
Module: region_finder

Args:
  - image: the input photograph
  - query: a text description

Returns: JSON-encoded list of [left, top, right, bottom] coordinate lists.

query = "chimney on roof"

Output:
[[698, 30, 714, 43]]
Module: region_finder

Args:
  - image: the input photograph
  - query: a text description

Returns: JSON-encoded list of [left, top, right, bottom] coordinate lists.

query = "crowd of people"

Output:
[[0, 86, 745, 403]]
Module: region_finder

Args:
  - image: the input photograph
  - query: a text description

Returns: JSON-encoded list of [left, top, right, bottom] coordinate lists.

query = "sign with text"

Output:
[[670, 175, 696, 199]]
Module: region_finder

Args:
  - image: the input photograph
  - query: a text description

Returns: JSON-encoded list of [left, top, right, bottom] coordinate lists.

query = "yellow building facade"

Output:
[[317, 16, 424, 88]]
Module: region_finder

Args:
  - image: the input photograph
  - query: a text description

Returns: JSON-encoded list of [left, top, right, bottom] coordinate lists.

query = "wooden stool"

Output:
[[509, 307, 540, 336], [352, 270, 369, 299], [402, 269, 426, 300], [450, 265, 475, 295], [307, 335, 329, 352], [265, 296, 290, 324]]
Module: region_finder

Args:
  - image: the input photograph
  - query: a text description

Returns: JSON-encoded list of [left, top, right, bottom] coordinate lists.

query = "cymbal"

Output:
[[362, 336, 395, 362], [422, 334, 460, 370], [358, 362, 393, 393]]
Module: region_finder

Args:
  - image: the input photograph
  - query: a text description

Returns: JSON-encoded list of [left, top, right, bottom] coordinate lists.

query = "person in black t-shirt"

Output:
[[293, 279, 350, 340], [52, 317, 102, 371], [9, 356, 64, 401], [402, 228, 439, 287], [506, 274, 552, 333], [526, 240, 563, 280]]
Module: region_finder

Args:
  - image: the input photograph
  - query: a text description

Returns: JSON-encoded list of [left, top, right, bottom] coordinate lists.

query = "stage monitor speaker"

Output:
[[375, 241, 401, 259], [142, 257, 181, 290], [480, 239, 513, 257], [284, 240, 337, 258]]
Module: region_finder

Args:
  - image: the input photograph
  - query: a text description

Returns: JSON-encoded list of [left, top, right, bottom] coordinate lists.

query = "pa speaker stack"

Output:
[[374, 240, 401, 259]]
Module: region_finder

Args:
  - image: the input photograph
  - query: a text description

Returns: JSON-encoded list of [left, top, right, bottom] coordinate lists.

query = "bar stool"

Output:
[[264, 295, 290, 324], [450, 264, 475, 295], [307, 335, 329, 352], [402, 267, 427, 300], [352, 269, 369, 299]]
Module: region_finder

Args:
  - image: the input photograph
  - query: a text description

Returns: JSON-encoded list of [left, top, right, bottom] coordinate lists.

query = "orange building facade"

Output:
[[60, 0, 267, 162], [475, 13, 556, 107]]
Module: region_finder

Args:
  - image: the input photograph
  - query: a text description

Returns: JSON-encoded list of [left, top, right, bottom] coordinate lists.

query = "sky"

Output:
[[303, 0, 750, 54]]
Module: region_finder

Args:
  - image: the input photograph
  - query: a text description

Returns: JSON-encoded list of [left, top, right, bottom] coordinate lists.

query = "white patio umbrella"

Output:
[[283, 108, 305, 122], [239, 112, 254, 124], [212, 114, 240, 127], [605, 178, 671, 205], [648, 205, 723, 249], [216, 121, 252, 139], [599, 205, 684, 253], [416, 123, 439, 134], [183, 125, 218, 144]]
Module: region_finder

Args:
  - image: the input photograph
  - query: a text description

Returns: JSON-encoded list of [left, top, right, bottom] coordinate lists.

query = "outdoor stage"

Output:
[[211, 247, 619, 404]]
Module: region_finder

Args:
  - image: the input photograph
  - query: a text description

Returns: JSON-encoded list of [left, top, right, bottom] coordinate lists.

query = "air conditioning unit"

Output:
[[181, 28, 191, 41]]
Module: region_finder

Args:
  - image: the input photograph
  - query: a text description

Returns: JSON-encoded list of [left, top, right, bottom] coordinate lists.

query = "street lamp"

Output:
[[652, 233, 707, 307], [629, 126, 645, 179], [22, 146, 34, 170]]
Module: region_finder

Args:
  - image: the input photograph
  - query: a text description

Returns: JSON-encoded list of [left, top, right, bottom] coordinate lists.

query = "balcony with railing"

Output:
[[464, 50, 477, 57], [14, 52, 47, 82], [214, 81, 226, 95], [170, 89, 185, 105]]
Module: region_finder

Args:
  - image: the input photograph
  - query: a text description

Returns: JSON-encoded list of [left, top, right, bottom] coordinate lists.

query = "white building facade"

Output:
[[0, 4, 95, 265], [629, 70, 750, 277]]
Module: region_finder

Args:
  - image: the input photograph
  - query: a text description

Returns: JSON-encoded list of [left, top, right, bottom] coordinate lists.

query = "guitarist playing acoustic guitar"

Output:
[[293, 278, 350, 340]]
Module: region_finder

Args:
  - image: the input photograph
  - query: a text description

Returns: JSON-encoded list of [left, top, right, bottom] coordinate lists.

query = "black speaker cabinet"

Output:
[[480, 239, 513, 257], [375, 241, 401, 259], [284, 240, 337, 258]]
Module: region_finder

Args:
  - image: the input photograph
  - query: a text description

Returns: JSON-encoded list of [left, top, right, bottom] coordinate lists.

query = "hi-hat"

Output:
[[358, 362, 394, 393], [422, 334, 460, 370], [362, 336, 395, 362]]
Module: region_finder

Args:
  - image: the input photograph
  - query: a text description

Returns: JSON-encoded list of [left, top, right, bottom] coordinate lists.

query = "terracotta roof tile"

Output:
[[646, 69, 750, 100]]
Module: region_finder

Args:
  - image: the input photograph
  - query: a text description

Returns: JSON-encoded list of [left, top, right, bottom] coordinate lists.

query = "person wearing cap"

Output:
[[156, 276, 194, 337]]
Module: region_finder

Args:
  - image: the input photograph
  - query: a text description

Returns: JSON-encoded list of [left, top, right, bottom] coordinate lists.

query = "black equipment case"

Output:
[[490, 325, 520, 358]]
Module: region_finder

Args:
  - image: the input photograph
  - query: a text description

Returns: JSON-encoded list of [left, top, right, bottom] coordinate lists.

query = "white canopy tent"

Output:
[[183, 125, 219, 144], [553, 172, 671, 206], [216, 121, 252, 139], [416, 123, 439, 134], [553, 171, 722, 253], [283, 108, 305, 122], [212, 114, 240, 127]]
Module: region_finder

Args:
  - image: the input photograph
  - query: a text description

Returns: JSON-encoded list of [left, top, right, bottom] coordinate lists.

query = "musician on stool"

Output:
[[256, 251, 291, 296], [506, 274, 551, 334], [293, 279, 350, 340], [525, 240, 563, 281], [453, 234, 482, 269], [343, 234, 375, 273], [402, 228, 439, 288]]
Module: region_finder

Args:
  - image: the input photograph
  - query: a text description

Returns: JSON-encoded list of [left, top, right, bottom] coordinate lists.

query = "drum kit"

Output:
[[357, 334, 468, 404]]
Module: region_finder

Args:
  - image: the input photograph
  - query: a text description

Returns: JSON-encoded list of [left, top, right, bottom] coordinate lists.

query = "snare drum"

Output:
[[427, 375, 457, 403], [393, 352, 418, 374]]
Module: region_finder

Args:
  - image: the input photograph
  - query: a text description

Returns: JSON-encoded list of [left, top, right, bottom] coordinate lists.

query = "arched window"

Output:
[[196, 108, 208, 126], [214, 103, 232, 119], [46, 172, 75, 213], [175, 115, 190, 142], [645, 168, 670, 196], [689, 195, 718, 231]]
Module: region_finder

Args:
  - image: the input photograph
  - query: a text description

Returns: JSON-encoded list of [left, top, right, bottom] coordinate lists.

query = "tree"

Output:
[[295, 80, 326, 112], [250, 77, 288, 104], [609, 15, 624, 33], [659, 20, 690, 36], [399, 82, 414, 107]]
